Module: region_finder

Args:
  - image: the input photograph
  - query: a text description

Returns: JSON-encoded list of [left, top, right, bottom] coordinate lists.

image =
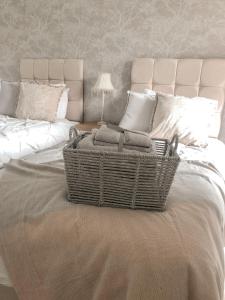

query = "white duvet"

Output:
[[0, 115, 75, 168]]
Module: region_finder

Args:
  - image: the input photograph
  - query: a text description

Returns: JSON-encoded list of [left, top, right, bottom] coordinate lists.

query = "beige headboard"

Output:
[[131, 58, 225, 137], [20, 59, 84, 122]]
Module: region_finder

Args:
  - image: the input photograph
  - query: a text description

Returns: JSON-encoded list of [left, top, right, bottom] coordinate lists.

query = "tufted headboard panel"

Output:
[[20, 59, 84, 122], [131, 58, 225, 137]]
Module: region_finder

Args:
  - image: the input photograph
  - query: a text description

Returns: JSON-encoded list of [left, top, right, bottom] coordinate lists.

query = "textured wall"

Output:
[[1, 0, 225, 139]]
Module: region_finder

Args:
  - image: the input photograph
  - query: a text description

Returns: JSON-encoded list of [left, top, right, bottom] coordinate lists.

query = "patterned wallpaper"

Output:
[[1, 0, 225, 139]]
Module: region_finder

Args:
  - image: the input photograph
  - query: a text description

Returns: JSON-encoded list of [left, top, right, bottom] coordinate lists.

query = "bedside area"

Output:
[[76, 122, 101, 132]]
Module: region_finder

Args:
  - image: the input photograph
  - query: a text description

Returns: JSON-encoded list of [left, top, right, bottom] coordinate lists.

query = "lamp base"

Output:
[[97, 120, 106, 126]]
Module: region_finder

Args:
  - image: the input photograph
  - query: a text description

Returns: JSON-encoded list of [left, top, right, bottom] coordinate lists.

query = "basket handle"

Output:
[[118, 132, 125, 152], [69, 126, 79, 140], [169, 135, 179, 156]]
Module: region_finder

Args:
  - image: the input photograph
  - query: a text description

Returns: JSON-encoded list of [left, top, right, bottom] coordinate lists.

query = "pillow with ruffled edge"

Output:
[[16, 82, 65, 122]]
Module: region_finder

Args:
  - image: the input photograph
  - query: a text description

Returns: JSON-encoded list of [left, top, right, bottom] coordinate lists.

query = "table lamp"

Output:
[[93, 73, 114, 125]]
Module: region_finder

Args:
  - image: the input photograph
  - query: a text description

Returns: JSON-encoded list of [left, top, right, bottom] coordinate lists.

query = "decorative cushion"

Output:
[[16, 82, 65, 122], [119, 90, 156, 132], [150, 93, 218, 147], [0, 80, 19, 116]]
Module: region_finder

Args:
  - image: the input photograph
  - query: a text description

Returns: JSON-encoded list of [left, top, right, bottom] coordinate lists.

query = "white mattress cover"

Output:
[[0, 115, 75, 168], [0, 138, 225, 288]]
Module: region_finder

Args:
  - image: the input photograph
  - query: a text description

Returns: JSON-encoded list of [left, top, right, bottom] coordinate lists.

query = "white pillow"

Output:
[[0, 80, 19, 116], [149, 93, 218, 147], [56, 88, 69, 119], [119, 91, 156, 132]]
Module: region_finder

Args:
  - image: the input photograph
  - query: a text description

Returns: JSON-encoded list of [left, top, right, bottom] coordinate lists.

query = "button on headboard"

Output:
[[131, 58, 225, 137], [20, 59, 84, 122]]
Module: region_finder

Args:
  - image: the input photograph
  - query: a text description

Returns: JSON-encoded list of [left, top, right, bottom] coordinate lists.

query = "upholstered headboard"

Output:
[[20, 59, 84, 122], [131, 58, 225, 137]]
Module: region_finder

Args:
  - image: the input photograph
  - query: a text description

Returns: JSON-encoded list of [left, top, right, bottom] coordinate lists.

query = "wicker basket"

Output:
[[63, 132, 180, 211]]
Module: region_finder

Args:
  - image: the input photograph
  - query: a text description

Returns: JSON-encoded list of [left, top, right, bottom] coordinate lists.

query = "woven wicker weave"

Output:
[[63, 132, 180, 211]]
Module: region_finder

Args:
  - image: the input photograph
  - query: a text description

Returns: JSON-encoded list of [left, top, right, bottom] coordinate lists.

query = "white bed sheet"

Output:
[[0, 138, 225, 288], [0, 115, 76, 168]]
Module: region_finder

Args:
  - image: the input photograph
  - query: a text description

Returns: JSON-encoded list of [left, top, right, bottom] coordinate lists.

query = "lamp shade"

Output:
[[93, 73, 114, 94]]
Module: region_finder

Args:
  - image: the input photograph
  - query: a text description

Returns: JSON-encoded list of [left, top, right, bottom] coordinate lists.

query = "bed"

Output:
[[0, 58, 84, 168], [0, 58, 225, 300]]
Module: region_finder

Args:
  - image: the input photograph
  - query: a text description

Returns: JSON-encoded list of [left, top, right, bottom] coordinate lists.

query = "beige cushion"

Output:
[[131, 58, 225, 137], [150, 93, 218, 147], [16, 82, 65, 122], [20, 59, 84, 121]]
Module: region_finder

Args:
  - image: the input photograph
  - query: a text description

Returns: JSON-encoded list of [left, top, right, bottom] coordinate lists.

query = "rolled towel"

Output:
[[94, 125, 153, 149], [94, 141, 154, 153], [77, 134, 117, 152], [77, 133, 144, 153]]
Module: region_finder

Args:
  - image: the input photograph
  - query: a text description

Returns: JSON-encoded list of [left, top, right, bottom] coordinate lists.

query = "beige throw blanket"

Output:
[[0, 159, 224, 300]]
